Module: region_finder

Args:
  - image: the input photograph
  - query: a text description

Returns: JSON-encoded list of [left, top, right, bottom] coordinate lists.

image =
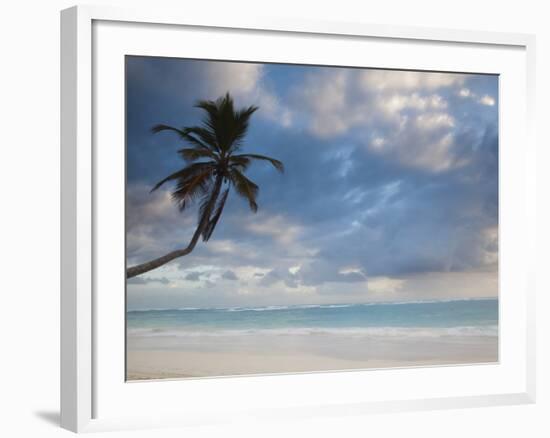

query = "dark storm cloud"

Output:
[[127, 276, 171, 286], [184, 271, 203, 281], [258, 269, 296, 288], [221, 270, 239, 281]]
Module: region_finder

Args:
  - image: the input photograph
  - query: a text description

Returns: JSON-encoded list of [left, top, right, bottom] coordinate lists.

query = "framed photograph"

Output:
[[61, 5, 536, 433]]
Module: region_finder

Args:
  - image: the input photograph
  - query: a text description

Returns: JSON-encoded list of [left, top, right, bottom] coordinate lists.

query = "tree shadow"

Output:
[[34, 410, 60, 427]]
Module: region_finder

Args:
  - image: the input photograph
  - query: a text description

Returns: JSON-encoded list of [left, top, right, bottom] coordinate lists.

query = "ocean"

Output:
[[127, 298, 498, 340]]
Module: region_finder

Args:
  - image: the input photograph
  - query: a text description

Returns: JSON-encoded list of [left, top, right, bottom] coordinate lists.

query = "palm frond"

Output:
[[179, 131, 214, 151], [184, 127, 219, 151], [226, 105, 258, 152], [150, 162, 215, 192], [194, 98, 220, 122], [171, 170, 214, 211], [231, 153, 284, 172], [228, 155, 252, 171], [194, 99, 222, 142], [151, 123, 217, 152], [229, 169, 259, 212], [178, 148, 219, 162], [151, 124, 186, 136], [194, 93, 258, 153]]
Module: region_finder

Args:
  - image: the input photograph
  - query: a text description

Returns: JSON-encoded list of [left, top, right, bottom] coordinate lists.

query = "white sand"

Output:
[[126, 333, 498, 380], [126, 350, 405, 380]]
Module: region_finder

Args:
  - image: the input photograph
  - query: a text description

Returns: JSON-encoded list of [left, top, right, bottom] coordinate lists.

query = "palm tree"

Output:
[[126, 93, 284, 279]]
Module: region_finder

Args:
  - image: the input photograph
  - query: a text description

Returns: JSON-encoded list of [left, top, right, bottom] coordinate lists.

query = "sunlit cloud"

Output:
[[479, 95, 496, 106]]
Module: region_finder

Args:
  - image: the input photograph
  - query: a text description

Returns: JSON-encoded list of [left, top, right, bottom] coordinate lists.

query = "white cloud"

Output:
[[206, 62, 293, 127], [371, 137, 386, 149], [379, 93, 447, 117], [126, 184, 195, 263], [410, 133, 456, 172], [366, 117, 462, 173], [244, 213, 303, 246], [479, 95, 496, 106], [481, 226, 498, 266], [206, 239, 239, 254], [290, 67, 474, 172], [359, 70, 465, 91], [288, 265, 301, 275], [205, 62, 263, 97], [297, 70, 354, 137], [415, 113, 455, 130], [367, 276, 405, 294], [457, 88, 496, 107]]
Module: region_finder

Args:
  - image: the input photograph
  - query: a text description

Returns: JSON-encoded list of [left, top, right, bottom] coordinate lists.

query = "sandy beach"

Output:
[[126, 332, 498, 380]]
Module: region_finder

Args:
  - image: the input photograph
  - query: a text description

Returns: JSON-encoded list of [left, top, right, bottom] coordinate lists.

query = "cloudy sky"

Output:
[[126, 56, 498, 311]]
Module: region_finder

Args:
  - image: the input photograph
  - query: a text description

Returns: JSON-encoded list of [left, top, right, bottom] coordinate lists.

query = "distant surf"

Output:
[[127, 298, 498, 340], [128, 325, 498, 339]]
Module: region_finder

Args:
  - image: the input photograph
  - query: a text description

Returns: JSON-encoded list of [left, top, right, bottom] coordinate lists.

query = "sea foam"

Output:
[[127, 325, 498, 339]]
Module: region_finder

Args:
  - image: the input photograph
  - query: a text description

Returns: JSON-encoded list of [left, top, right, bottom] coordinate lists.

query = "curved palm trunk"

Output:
[[127, 176, 223, 279]]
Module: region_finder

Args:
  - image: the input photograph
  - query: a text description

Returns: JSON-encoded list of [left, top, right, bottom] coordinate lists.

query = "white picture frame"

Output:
[[60, 4, 537, 433]]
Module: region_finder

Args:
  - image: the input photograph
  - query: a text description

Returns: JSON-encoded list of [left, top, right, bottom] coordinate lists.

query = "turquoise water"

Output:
[[127, 298, 498, 339]]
